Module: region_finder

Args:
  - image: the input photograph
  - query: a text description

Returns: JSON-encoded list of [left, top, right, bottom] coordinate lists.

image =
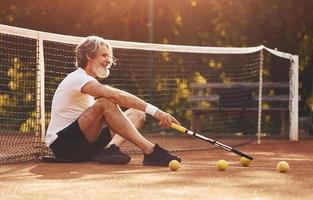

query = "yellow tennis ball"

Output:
[[169, 160, 180, 171], [277, 161, 289, 173], [240, 157, 252, 167], [216, 160, 228, 171]]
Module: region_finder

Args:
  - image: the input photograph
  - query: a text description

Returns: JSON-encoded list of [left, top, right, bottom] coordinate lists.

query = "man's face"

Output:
[[89, 45, 112, 78]]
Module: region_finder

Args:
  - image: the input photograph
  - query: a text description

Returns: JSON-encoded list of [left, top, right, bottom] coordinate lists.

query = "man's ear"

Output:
[[86, 53, 92, 61]]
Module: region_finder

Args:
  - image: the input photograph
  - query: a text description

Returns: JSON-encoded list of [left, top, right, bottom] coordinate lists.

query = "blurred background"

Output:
[[1, 0, 312, 133]]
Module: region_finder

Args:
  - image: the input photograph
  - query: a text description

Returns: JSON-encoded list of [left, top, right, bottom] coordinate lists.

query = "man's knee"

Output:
[[133, 110, 146, 123], [95, 98, 118, 113]]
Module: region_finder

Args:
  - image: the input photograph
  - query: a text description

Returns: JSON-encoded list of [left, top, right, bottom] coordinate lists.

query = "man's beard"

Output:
[[93, 65, 110, 78]]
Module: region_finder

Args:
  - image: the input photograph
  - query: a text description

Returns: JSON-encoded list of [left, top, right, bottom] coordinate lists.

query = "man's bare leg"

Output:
[[78, 98, 154, 154], [106, 108, 146, 147]]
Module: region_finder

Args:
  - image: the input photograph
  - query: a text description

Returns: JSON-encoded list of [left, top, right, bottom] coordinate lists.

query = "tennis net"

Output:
[[0, 24, 299, 163]]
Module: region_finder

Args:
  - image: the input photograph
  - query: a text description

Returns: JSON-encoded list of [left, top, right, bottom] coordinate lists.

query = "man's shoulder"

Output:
[[58, 68, 97, 90], [70, 68, 85, 76]]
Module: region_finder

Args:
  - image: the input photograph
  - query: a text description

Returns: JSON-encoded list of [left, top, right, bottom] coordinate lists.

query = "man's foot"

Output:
[[92, 144, 131, 165], [143, 144, 181, 166]]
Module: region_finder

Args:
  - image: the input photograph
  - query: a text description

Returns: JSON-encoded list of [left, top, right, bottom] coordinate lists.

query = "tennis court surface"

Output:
[[1, 138, 312, 200]]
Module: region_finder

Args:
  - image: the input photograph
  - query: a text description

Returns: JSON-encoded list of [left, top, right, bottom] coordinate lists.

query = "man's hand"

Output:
[[154, 110, 180, 128]]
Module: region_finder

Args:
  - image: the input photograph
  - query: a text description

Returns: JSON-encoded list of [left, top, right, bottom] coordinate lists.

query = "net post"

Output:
[[290, 55, 299, 141], [147, 0, 154, 43], [257, 49, 264, 144], [36, 32, 46, 143]]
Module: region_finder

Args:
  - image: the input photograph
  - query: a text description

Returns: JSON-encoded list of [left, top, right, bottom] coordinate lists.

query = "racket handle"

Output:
[[170, 123, 187, 133]]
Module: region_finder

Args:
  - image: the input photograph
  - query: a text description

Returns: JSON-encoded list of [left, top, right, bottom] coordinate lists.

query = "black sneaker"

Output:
[[92, 144, 131, 165], [143, 144, 181, 166]]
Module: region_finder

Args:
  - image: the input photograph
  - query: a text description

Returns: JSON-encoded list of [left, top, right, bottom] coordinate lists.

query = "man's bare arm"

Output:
[[81, 80, 180, 127]]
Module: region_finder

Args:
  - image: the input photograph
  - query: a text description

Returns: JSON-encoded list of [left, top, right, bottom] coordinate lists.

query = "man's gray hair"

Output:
[[76, 36, 115, 68]]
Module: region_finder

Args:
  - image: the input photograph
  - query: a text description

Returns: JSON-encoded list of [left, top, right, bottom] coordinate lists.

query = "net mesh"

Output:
[[260, 51, 291, 136], [43, 41, 291, 154], [0, 26, 294, 163], [0, 33, 41, 164]]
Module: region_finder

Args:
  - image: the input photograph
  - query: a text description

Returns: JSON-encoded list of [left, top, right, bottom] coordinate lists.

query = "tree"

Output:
[[1, 0, 313, 116]]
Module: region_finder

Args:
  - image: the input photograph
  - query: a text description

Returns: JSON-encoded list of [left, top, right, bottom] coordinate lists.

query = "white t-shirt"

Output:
[[45, 68, 97, 146]]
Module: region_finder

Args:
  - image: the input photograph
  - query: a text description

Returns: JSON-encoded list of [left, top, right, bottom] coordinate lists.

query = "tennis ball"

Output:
[[240, 157, 251, 167], [277, 161, 289, 173], [216, 160, 228, 171], [169, 160, 180, 171]]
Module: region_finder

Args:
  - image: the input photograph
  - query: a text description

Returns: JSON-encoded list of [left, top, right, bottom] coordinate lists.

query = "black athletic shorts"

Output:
[[50, 119, 112, 162]]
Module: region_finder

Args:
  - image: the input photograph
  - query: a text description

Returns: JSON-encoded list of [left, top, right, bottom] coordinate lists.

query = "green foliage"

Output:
[[0, 56, 37, 133]]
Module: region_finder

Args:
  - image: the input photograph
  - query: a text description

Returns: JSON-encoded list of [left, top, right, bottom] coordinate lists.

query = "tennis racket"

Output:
[[170, 123, 253, 160]]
